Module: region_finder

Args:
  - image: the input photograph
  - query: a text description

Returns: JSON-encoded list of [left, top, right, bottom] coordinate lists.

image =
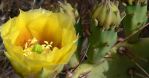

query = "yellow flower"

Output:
[[1, 8, 78, 78]]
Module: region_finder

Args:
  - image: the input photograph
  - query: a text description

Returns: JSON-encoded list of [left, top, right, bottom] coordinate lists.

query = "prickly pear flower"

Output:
[[1, 5, 78, 78], [92, 0, 121, 30]]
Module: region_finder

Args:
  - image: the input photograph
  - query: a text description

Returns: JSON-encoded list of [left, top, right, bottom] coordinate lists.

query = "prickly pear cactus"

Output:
[[87, 0, 120, 64], [87, 25, 117, 64], [88, 38, 149, 78], [71, 0, 149, 78], [122, 0, 147, 43], [0, 0, 149, 78]]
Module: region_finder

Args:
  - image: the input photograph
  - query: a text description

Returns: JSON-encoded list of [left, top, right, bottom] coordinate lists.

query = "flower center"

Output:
[[23, 37, 54, 56]]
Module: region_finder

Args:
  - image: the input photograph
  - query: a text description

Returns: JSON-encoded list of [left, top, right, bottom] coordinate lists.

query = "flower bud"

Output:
[[92, 0, 121, 30]]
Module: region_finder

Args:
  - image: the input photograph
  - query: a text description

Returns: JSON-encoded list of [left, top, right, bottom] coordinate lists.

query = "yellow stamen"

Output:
[[44, 41, 49, 45], [30, 37, 38, 44], [23, 37, 54, 55]]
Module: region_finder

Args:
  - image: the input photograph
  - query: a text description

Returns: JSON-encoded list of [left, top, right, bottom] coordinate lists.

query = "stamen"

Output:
[[42, 41, 53, 50], [45, 46, 50, 49], [49, 42, 53, 45], [23, 49, 32, 56], [41, 44, 46, 48], [30, 37, 38, 44], [25, 42, 28, 49], [44, 41, 49, 45], [23, 37, 54, 55]]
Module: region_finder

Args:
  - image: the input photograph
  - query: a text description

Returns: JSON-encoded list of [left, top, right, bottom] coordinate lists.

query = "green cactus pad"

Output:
[[87, 23, 117, 64], [88, 38, 149, 78], [123, 4, 147, 43]]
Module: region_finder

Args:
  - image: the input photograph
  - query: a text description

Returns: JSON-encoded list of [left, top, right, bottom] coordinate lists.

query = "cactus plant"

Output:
[[87, 0, 120, 64], [0, 0, 149, 78], [122, 0, 147, 43], [71, 0, 149, 78]]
